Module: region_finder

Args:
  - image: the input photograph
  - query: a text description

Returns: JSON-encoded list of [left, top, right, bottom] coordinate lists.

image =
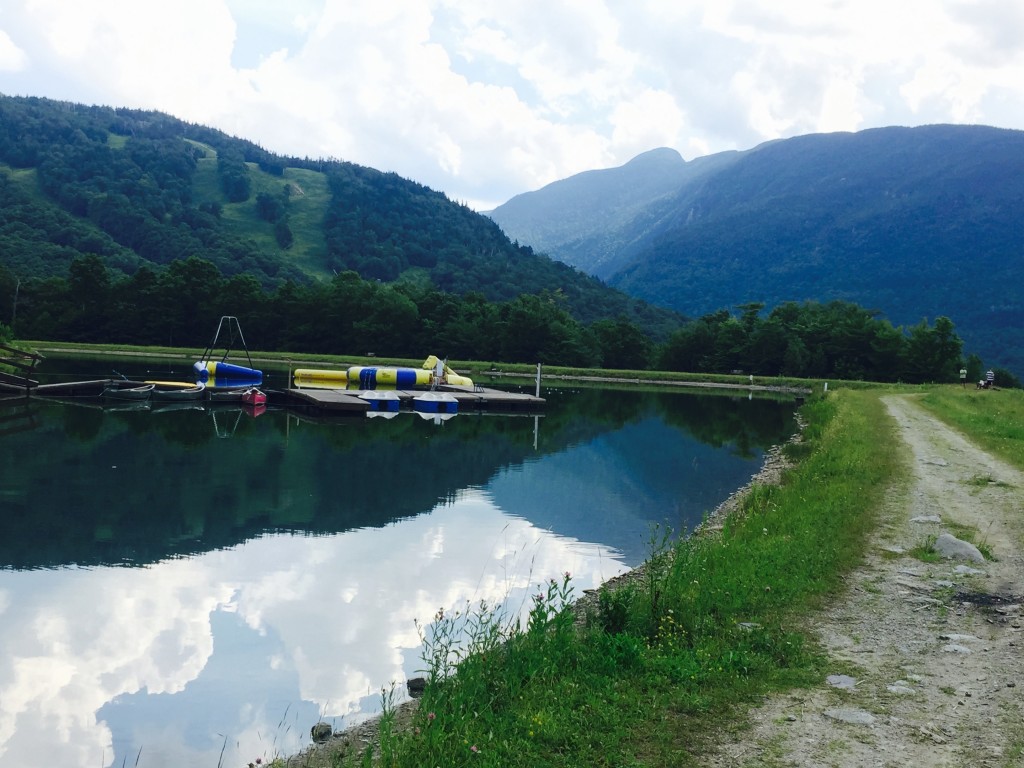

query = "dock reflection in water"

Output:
[[0, 383, 796, 768]]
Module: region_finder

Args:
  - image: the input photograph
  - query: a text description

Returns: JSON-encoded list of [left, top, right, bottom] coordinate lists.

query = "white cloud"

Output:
[[0, 490, 627, 767], [0, 30, 27, 71], [1, 0, 1023, 206]]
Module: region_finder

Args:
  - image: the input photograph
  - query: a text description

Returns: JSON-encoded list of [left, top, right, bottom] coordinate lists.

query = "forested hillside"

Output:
[[0, 94, 676, 338], [489, 125, 1024, 374], [0, 96, 1003, 384]]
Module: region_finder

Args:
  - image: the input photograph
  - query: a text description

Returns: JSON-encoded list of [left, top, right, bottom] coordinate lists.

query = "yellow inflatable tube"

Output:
[[347, 366, 432, 388], [293, 368, 349, 387]]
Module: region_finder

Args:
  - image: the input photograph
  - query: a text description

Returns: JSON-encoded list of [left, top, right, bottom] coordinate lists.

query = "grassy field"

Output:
[[915, 385, 1024, 471], [189, 140, 332, 278]]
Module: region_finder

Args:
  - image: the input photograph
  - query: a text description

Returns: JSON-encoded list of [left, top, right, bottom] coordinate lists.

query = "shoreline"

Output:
[[27, 345, 812, 396], [285, 412, 806, 767]]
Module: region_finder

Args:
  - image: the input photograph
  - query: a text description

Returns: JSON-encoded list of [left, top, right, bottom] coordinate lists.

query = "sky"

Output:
[[0, 0, 1022, 210]]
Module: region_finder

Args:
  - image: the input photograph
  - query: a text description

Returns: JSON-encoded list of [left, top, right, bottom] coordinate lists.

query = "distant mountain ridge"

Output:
[[488, 125, 1024, 373], [488, 147, 741, 277]]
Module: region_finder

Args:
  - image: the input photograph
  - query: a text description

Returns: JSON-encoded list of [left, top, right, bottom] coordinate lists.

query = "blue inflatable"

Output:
[[193, 360, 263, 384]]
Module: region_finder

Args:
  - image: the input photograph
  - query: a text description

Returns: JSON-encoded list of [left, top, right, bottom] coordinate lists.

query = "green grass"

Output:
[[916, 385, 1024, 471], [965, 473, 1014, 489], [908, 534, 943, 564], [321, 389, 902, 767], [190, 147, 332, 277], [0, 163, 58, 216]]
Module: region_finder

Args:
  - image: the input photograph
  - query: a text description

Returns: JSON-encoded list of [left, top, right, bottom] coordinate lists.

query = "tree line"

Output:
[[1, 255, 1015, 386], [0, 95, 676, 342]]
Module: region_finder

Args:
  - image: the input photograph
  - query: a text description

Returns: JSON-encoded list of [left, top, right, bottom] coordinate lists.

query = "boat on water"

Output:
[[241, 387, 267, 407], [206, 386, 250, 402], [102, 382, 155, 401], [148, 381, 206, 401]]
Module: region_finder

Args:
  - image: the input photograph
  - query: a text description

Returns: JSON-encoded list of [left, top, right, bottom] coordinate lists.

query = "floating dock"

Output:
[[274, 386, 545, 415], [4, 377, 545, 417]]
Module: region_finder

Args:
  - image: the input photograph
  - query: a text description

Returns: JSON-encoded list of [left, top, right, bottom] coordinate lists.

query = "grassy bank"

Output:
[[295, 388, 898, 768], [915, 385, 1024, 470]]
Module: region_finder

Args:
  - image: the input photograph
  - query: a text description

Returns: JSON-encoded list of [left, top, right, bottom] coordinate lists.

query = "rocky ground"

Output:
[[708, 395, 1024, 768]]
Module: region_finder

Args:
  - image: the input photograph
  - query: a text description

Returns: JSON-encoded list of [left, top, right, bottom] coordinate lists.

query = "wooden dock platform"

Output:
[[273, 385, 545, 415], [11, 377, 545, 417], [274, 388, 370, 413]]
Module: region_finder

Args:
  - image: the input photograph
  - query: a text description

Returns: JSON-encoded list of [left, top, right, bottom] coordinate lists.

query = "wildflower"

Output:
[[428, 711, 436, 722], [564, 571, 571, 580], [471, 745, 479, 753]]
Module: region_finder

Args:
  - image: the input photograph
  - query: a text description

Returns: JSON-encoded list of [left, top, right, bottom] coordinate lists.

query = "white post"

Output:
[[824, 382, 828, 393], [535, 362, 542, 397]]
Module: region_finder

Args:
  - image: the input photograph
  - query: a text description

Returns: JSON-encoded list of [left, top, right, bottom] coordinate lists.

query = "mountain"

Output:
[[0, 94, 678, 338], [488, 125, 1024, 373], [488, 146, 740, 278]]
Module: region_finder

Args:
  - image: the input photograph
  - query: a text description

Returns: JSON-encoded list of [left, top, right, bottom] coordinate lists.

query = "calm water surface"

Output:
[[0, 362, 796, 767]]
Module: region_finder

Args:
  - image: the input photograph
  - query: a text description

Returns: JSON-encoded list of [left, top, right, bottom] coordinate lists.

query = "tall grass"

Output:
[[916, 385, 1024, 471], [330, 390, 899, 767]]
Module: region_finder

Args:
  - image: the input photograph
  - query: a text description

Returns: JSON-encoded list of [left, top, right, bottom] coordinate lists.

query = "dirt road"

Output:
[[710, 394, 1024, 767]]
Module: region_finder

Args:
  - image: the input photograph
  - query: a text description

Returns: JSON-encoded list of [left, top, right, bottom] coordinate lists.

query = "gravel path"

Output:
[[708, 394, 1024, 767]]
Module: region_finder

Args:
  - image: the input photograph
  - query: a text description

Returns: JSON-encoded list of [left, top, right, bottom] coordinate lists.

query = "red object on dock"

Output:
[[241, 387, 267, 407]]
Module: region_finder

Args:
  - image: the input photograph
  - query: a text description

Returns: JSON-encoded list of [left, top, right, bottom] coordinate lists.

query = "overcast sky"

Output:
[[1, 0, 1022, 209]]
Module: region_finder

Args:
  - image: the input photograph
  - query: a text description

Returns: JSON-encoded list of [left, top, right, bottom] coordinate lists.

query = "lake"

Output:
[[0, 358, 797, 767]]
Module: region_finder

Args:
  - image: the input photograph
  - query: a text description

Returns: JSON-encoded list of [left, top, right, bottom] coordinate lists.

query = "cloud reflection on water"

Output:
[[0, 487, 627, 768]]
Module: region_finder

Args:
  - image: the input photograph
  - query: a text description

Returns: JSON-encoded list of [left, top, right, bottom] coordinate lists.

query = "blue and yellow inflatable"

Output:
[[193, 360, 263, 385]]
